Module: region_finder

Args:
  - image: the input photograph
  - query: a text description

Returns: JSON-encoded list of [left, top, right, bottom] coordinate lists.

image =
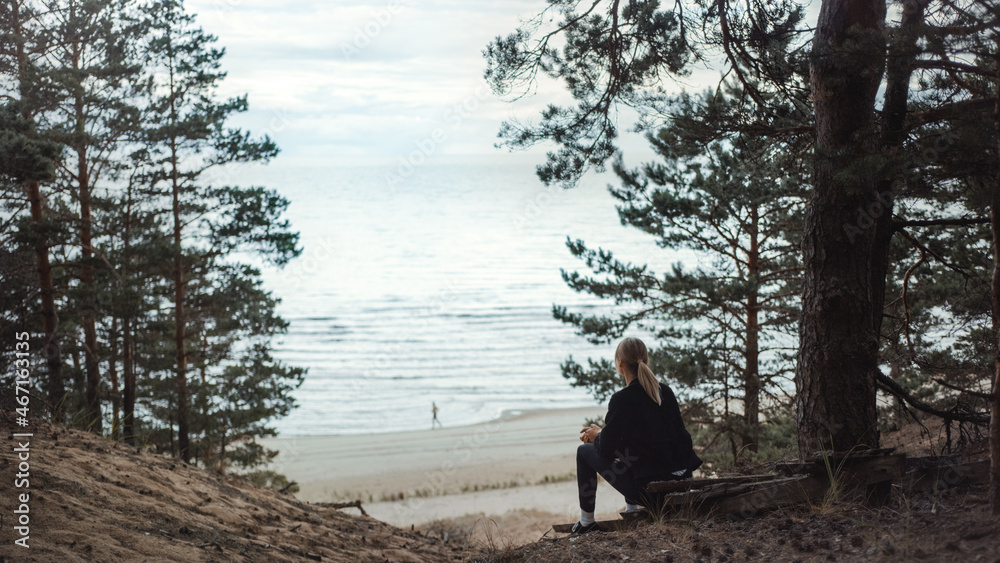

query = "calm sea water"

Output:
[[235, 156, 673, 436]]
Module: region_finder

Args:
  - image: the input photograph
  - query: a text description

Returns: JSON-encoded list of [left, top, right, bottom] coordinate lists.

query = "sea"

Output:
[[229, 156, 679, 437]]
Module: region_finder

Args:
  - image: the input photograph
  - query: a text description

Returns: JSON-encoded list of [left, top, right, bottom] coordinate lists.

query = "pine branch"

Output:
[[892, 217, 990, 231], [875, 370, 989, 425], [932, 378, 994, 400]]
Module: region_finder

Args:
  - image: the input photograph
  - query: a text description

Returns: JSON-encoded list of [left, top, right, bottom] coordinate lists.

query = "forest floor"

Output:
[[442, 418, 1000, 562], [1, 411, 996, 563], [458, 482, 1000, 562]]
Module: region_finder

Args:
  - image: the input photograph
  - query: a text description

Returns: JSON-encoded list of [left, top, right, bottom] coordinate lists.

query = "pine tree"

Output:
[[142, 0, 294, 463], [556, 83, 808, 461], [484, 0, 1000, 457], [0, 0, 68, 420], [39, 0, 146, 432], [184, 263, 304, 471]]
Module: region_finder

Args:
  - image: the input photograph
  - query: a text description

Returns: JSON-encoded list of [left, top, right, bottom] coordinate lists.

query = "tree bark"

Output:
[[76, 104, 102, 433], [66, 26, 102, 432], [796, 0, 886, 456], [871, 0, 925, 340], [122, 178, 136, 446], [991, 183, 1000, 515], [166, 44, 191, 463], [27, 180, 65, 420], [989, 39, 1000, 516], [109, 316, 121, 441], [171, 126, 190, 463], [123, 315, 136, 446], [744, 206, 761, 453], [173, 172, 189, 462]]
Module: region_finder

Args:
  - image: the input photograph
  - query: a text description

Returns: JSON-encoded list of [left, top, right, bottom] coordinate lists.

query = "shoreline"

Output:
[[270, 404, 605, 440], [260, 405, 612, 525]]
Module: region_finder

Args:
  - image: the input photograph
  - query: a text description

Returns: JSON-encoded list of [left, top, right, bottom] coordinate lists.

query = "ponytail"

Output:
[[616, 336, 662, 406], [636, 359, 662, 406]]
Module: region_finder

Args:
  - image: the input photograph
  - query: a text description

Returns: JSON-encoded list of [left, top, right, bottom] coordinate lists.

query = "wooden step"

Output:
[[646, 473, 782, 494]]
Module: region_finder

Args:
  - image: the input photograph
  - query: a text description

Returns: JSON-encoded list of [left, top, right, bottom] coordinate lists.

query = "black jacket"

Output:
[[593, 378, 702, 484]]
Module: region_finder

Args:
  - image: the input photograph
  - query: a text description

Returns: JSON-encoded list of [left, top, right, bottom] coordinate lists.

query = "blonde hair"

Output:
[[616, 337, 661, 405]]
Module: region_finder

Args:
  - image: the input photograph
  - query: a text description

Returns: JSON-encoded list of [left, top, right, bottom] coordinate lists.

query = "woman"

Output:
[[571, 337, 702, 534]]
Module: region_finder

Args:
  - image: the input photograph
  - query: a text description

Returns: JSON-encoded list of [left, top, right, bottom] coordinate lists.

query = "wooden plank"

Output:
[[774, 450, 906, 486], [709, 474, 830, 518], [838, 454, 907, 486], [905, 454, 961, 471], [645, 473, 781, 494], [658, 476, 809, 509], [904, 459, 989, 493], [773, 449, 899, 476]]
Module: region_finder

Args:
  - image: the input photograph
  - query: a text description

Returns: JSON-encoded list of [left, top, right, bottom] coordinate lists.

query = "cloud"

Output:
[[185, 0, 707, 163], [186, 0, 563, 159]]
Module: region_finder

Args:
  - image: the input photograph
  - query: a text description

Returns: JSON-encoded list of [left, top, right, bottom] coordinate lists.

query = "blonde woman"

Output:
[[571, 337, 702, 534]]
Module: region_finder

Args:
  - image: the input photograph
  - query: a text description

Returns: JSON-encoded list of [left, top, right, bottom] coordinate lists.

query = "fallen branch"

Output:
[[317, 499, 368, 517]]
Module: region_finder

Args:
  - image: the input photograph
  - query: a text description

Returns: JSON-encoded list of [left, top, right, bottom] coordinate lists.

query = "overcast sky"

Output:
[[186, 0, 726, 168]]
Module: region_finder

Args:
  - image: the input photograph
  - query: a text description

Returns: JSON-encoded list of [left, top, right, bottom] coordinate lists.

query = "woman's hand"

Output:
[[579, 424, 601, 444]]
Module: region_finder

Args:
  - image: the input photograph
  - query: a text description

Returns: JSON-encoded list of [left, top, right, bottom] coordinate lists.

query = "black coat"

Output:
[[593, 378, 703, 484]]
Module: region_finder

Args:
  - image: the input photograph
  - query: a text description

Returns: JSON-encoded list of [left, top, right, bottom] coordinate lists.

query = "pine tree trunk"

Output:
[[109, 316, 121, 441], [744, 207, 761, 453], [76, 134, 101, 433], [71, 347, 83, 413], [123, 315, 136, 446], [871, 0, 925, 339], [27, 180, 64, 421], [990, 177, 1000, 515], [122, 181, 136, 446], [172, 142, 190, 463], [70, 37, 102, 433], [166, 47, 191, 462], [989, 42, 1000, 516], [796, 0, 886, 456], [12, 1, 65, 422]]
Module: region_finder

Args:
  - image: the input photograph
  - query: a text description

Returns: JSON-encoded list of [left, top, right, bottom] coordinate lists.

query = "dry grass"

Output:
[[0, 413, 472, 563]]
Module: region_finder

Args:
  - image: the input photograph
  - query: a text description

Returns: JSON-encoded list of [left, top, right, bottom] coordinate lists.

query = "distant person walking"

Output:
[[432, 402, 442, 429]]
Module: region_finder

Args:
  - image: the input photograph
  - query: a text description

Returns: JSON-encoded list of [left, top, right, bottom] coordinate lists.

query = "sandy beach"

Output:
[[261, 406, 633, 529]]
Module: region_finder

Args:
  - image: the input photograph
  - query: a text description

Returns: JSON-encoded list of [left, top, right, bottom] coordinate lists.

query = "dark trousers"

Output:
[[576, 443, 652, 513]]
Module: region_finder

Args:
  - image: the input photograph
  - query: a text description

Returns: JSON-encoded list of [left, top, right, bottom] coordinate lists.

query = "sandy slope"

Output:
[[0, 412, 470, 562]]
